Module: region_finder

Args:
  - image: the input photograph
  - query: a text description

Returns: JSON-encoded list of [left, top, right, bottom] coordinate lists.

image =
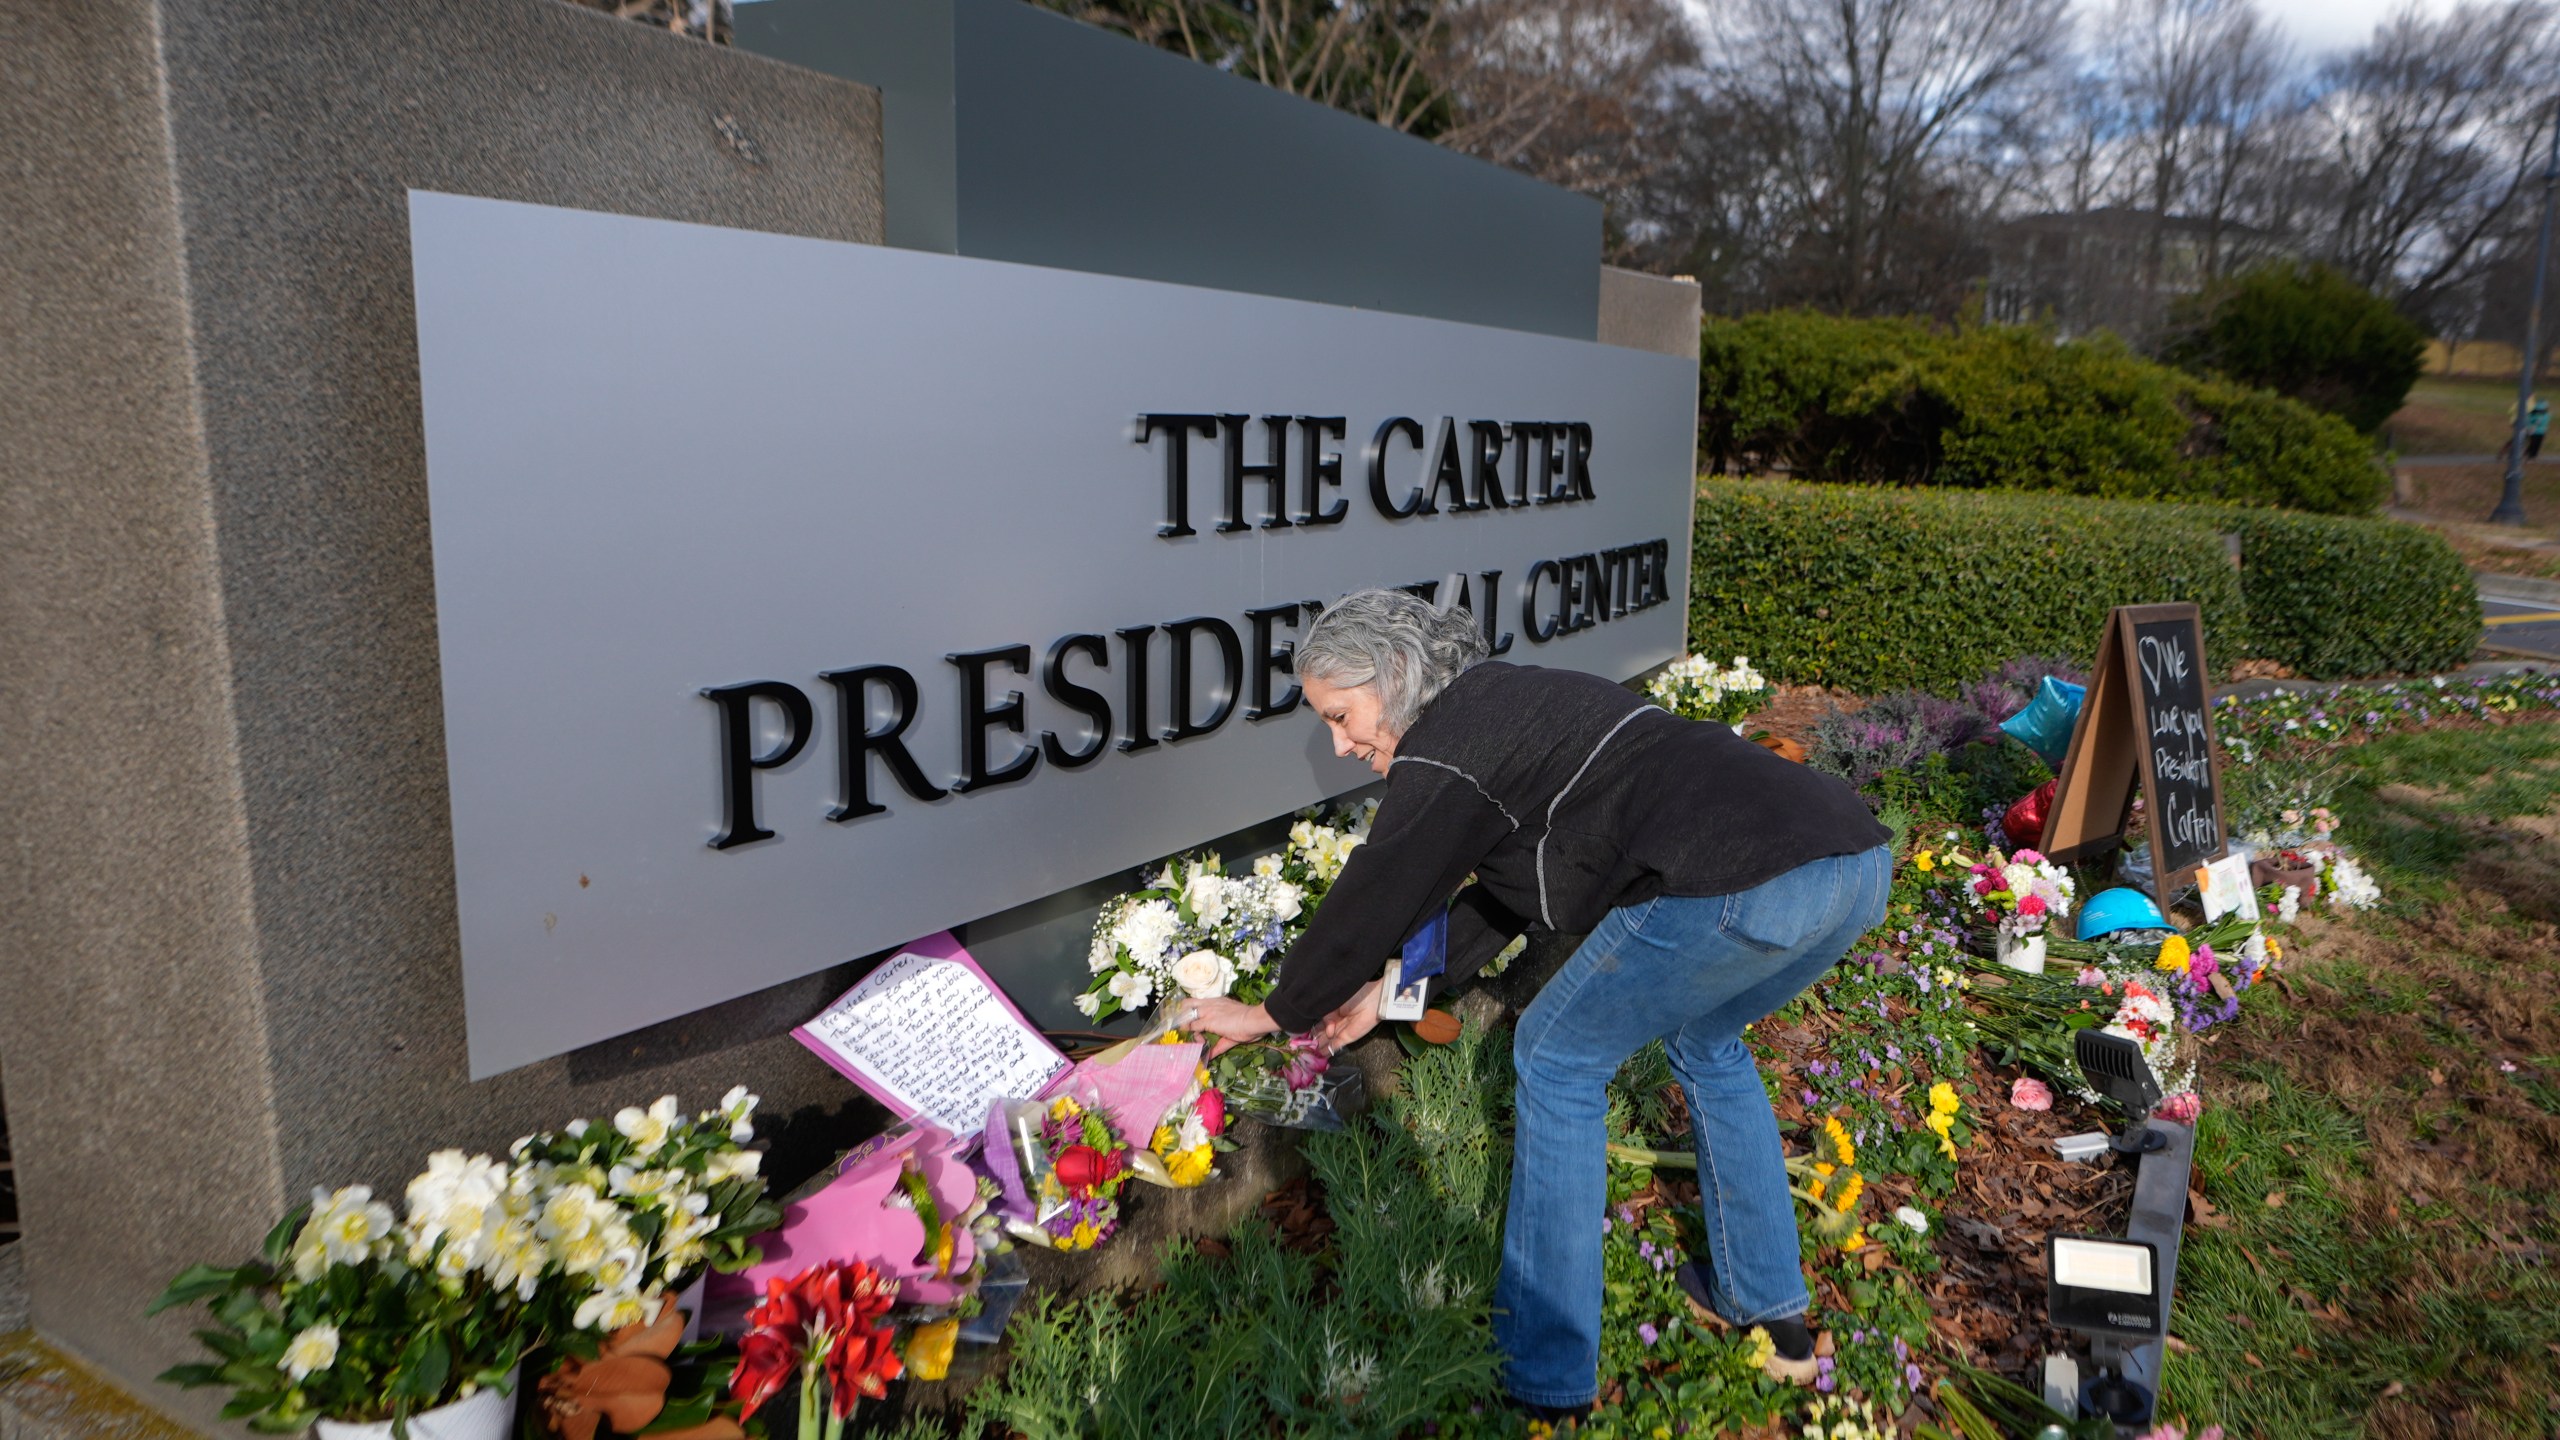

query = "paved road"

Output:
[[2482, 595, 2560, 660]]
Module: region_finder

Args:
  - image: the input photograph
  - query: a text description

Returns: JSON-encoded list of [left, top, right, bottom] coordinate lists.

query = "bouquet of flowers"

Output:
[[150, 1174, 535, 1433], [1023, 1093, 1134, 1251], [1957, 847, 2076, 940], [728, 1262, 901, 1440], [510, 1087, 782, 1347], [1647, 652, 1770, 729], [1209, 1033, 1361, 1132], [1076, 800, 1376, 1022], [1145, 1043, 1232, 1188]]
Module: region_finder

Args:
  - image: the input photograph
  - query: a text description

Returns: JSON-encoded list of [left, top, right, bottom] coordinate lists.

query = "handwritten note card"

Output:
[[794, 933, 1068, 1132]]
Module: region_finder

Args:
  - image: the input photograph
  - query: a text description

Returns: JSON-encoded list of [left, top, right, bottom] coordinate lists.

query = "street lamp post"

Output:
[[2494, 96, 2560, 526]]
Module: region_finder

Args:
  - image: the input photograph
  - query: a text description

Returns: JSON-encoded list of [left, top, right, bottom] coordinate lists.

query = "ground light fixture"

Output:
[[2047, 1235, 2164, 1423], [2073, 1027, 2168, 1154]]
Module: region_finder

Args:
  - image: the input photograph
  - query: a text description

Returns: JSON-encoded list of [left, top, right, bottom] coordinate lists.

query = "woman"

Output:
[[1188, 589, 1889, 1417]]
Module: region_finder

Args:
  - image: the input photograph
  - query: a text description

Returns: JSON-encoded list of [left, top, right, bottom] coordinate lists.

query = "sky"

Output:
[[2257, 0, 2445, 57]]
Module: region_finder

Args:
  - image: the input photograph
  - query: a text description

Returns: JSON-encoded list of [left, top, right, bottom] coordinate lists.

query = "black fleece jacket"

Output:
[[1261, 661, 1889, 1033]]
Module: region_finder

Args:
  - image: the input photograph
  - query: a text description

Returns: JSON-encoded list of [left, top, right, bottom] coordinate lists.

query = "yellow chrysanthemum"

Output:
[[2156, 935, 2192, 974], [1151, 1125, 1177, 1152], [1913, 850, 1935, 873], [1929, 1081, 1960, 1116], [1050, 1096, 1083, 1122], [1064, 1221, 1100, 1251], [1156, 1030, 1185, 1046], [1165, 1145, 1214, 1187]]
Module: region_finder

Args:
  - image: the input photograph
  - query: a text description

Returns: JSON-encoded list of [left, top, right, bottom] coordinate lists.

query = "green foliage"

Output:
[[1688, 478, 2250, 693], [962, 1024, 1513, 1439], [1697, 310, 2388, 514], [2163, 262, 2428, 434], [2204, 506, 2480, 677], [1690, 479, 2478, 688]]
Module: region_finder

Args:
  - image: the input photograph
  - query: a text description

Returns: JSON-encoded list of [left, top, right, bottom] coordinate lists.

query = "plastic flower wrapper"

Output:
[[1107, 1022, 1231, 1189], [982, 1082, 1132, 1252], [704, 1121, 982, 1329], [1209, 1032, 1364, 1133]]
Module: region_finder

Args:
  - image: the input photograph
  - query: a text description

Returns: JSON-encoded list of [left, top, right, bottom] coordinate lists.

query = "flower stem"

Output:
[[1606, 1142, 1696, 1169], [797, 1358, 821, 1440]]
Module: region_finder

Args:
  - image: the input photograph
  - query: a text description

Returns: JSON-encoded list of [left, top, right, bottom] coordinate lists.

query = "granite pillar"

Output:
[[0, 0, 882, 1420]]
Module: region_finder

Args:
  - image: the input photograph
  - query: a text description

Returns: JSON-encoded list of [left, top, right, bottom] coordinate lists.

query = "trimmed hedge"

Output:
[[1697, 311, 2389, 515], [1689, 480, 2478, 690]]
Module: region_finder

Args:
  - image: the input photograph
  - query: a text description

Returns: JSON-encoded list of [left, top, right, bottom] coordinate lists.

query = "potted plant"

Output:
[[152, 1173, 532, 1439]]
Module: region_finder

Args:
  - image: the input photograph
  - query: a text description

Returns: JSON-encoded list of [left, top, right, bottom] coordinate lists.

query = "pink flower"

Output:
[[2155, 1092, 2203, 1123], [2012, 849, 2045, 866], [1974, 876, 2001, 897], [2009, 1077, 2054, 1112], [2075, 967, 2107, 986], [2017, 894, 2047, 917]]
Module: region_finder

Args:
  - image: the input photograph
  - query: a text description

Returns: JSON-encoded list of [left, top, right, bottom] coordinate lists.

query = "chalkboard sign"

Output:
[[2041, 604, 2229, 907]]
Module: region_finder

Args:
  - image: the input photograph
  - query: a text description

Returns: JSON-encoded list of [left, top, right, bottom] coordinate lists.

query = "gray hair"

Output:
[[1294, 587, 1488, 735]]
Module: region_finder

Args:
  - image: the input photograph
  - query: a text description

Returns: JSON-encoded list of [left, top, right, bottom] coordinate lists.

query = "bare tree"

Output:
[[2306, 0, 2560, 312], [2104, 0, 2289, 285], [1032, 0, 1459, 133], [1700, 0, 2071, 312], [1426, 0, 1700, 206]]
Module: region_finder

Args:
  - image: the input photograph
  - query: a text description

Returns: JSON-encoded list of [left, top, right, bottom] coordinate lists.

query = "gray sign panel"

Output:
[[408, 192, 1695, 1077]]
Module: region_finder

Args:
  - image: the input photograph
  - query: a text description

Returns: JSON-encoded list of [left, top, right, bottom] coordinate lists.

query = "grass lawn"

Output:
[[2163, 720, 2560, 1437], [2387, 377, 2534, 457], [2388, 462, 2560, 581]]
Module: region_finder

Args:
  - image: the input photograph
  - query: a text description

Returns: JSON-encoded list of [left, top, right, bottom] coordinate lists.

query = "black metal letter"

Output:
[[1567, 422, 1597, 501], [1245, 602, 1311, 720], [947, 645, 1038, 793], [1470, 421, 1511, 509], [1421, 418, 1471, 514], [1297, 416, 1348, 524], [1522, 560, 1563, 643], [1365, 416, 1426, 518], [820, 666, 948, 822], [704, 681, 813, 849], [1162, 616, 1243, 742], [1116, 625, 1157, 753], [1040, 634, 1112, 769], [1219, 415, 1293, 532], [1138, 413, 1219, 538], [1477, 569, 1515, 655]]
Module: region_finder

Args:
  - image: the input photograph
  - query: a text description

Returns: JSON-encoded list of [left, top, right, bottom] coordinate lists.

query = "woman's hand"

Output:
[[1317, 979, 1384, 1053], [1182, 996, 1278, 1057]]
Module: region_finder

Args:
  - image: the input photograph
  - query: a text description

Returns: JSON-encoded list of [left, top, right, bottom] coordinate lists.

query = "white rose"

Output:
[[278, 1323, 339, 1382], [1269, 883, 1303, 923], [1171, 949, 1235, 999], [1185, 871, 1230, 926]]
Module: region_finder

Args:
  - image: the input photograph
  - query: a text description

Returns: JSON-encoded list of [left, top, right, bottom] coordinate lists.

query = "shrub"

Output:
[[2162, 262, 2427, 434], [1688, 479, 2250, 694], [1689, 479, 2478, 688], [1961, 655, 2087, 724], [2197, 507, 2481, 677], [1696, 311, 2388, 514]]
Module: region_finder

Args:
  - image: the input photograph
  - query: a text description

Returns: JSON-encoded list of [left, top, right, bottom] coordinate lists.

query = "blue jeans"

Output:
[[1492, 845, 1891, 1407]]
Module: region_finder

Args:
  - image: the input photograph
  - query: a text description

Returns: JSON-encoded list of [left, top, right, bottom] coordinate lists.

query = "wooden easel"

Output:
[[2041, 603, 2230, 909]]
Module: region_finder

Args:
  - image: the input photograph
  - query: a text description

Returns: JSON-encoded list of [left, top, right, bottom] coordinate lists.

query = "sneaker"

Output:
[[1673, 1264, 1819, 1384]]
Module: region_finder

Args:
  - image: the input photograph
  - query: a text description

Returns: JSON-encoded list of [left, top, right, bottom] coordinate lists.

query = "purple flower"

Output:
[[1638, 1322, 1660, 1346], [1893, 1336, 1908, 1361], [1906, 1362, 1925, 1391], [1802, 1089, 1819, 1105]]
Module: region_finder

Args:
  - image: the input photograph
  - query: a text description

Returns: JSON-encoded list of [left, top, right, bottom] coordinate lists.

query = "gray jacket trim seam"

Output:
[[1535, 704, 1655, 929], [1389, 755, 1521, 831]]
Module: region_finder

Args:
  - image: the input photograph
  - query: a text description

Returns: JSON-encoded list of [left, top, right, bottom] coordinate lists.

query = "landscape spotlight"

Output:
[[2074, 1027, 2167, 1153], [2047, 1235, 2163, 1424]]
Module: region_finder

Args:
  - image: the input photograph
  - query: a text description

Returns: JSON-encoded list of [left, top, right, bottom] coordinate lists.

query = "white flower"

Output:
[[1073, 990, 1102, 1017], [1288, 821, 1316, 848], [1087, 934, 1117, 973], [1170, 948, 1236, 999], [1185, 870, 1231, 926], [1268, 882, 1304, 923], [1107, 969, 1155, 1009], [1177, 1112, 1212, 1151], [1252, 853, 1283, 878], [614, 1096, 682, 1157], [295, 1185, 396, 1280], [539, 1182, 607, 1242], [404, 1150, 509, 1269], [703, 1147, 761, 1185], [1894, 1206, 1930, 1234], [2276, 885, 2301, 924], [278, 1323, 338, 1382], [608, 1165, 675, 1201], [1112, 900, 1180, 968], [719, 1086, 758, 1129], [574, 1286, 654, 1333]]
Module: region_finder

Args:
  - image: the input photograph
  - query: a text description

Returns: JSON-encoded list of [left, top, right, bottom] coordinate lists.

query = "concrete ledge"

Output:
[[0, 1331, 201, 1440]]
